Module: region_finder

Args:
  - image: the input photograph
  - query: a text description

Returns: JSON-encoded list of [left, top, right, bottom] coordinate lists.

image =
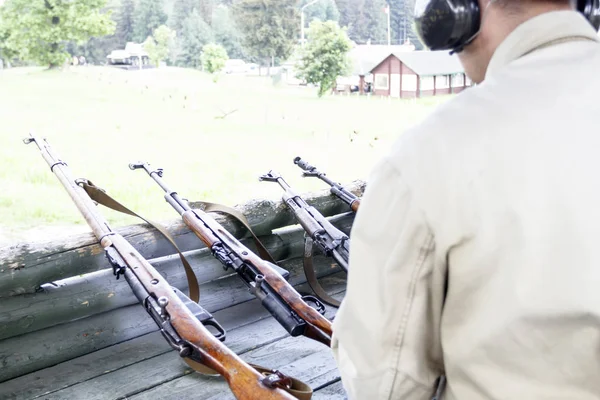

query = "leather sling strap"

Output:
[[194, 201, 278, 264], [303, 236, 341, 308], [79, 179, 200, 303], [252, 363, 313, 400], [183, 353, 313, 399], [80, 181, 313, 398], [200, 201, 343, 308]]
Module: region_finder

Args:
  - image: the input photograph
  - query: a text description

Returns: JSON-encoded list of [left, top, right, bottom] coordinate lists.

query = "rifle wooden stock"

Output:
[[26, 135, 296, 400], [181, 210, 333, 345], [109, 236, 296, 400]]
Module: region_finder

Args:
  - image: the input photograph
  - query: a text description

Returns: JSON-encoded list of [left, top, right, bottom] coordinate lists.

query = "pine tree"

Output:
[[233, 0, 300, 71], [301, 0, 339, 24], [388, 0, 422, 47], [348, 0, 386, 44], [198, 0, 214, 26], [212, 5, 245, 59], [115, 0, 136, 47], [169, 0, 196, 34], [175, 8, 214, 68], [133, 0, 168, 43], [335, 0, 353, 29]]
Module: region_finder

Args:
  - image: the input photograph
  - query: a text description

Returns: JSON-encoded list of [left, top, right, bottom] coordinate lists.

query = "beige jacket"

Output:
[[331, 11, 600, 400]]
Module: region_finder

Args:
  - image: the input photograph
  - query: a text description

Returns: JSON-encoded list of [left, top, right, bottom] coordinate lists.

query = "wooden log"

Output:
[[0, 267, 346, 384], [0, 183, 363, 298], [0, 214, 352, 342]]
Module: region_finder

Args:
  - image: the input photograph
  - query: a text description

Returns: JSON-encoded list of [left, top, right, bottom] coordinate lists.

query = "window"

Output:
[[420, 76, 434, 91], [436, 75, 449, 89], [374, 74, 389, 90], [452, 73, 465, 87]]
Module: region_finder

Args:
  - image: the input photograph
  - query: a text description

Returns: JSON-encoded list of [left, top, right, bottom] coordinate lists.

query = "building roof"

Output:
[[349, 44, 415, 76], [370, 51, 465, 76]]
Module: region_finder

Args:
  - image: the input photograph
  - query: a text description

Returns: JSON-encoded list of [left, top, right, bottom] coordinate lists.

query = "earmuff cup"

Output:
[[415, 0, 600, 52], [579, 0, 600, 30]]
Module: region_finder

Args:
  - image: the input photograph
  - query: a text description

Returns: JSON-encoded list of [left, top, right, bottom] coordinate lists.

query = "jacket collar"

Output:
[[486, 10, 600, 78]]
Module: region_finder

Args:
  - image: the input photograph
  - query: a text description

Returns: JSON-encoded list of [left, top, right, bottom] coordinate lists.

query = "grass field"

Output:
[[0, 66, 451, 245]]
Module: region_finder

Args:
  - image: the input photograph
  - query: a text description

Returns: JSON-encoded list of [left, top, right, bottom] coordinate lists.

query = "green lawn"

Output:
[[0, 66, 451, 245]]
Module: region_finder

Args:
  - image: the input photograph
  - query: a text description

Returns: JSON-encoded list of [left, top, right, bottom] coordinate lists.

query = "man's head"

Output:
[[414, 0, 596, 83]]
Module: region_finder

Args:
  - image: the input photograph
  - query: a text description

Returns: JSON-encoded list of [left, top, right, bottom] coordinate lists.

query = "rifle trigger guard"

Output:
[[301, 295, 326, 315], [260, 370, 293, 390]]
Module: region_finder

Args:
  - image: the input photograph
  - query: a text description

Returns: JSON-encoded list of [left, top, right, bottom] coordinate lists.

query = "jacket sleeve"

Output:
[[331, 157, 446, 400]]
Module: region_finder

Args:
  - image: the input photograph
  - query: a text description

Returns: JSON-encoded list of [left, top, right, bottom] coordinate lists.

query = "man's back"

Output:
[[332, 11, 600, 400]]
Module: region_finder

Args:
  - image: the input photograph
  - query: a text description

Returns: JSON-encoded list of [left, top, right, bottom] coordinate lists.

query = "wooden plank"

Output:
[[0, 183, 363, 298], [313, 381, 348, 400], [202, 344, 342, 400], [53, 328, 337, 400], [0, 301, 269, 400], [0, 266, 347, 384], [0, 214, 351, 342], [1, 277, 345, 400]]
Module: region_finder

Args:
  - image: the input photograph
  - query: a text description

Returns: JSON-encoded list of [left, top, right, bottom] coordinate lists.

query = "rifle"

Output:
[[259, 171, 350, 307], [129, 162, 333, 348], [24, 134, 303, 400], [293, 157, 360, 213]]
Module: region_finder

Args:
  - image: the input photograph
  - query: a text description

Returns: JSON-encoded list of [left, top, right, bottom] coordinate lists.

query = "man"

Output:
[[331, 1, 600, 399]]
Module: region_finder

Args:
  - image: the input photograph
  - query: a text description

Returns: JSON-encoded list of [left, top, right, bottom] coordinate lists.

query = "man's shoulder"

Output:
[[386, 85, 493, 168]]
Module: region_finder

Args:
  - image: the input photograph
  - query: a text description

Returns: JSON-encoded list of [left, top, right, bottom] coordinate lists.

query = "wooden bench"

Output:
[[0, 183, 364, 400]]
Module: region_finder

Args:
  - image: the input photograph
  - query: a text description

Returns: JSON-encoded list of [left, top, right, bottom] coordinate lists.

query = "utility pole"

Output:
[[301, 0, 320, 46], [386, 3, 391, 47]]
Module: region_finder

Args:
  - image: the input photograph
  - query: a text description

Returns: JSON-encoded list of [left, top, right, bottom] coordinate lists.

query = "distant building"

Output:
[[369, 51, 472, 98], [343, 43, 416, 94]]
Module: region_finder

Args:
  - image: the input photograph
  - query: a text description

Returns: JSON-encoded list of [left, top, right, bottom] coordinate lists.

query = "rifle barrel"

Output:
[[135, 165, 333, 346], [26, 136, 296, 400], [294, 157, 360, 212]]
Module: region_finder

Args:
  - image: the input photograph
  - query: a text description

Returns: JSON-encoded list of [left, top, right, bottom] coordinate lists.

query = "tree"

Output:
[[198, 0, 214, 26], [0, 13, 16, 65], [348, 0, 387, 44], [133, 0, 168, 43], [335, 0, 352, 27], [67, 0, 122, 65], [233, 0, 300, 74], [296, 20, 352, 97], [388, 0, 422, 47], [115, 0, 136, 47], [174, 9, 214, 68], [200, 43, 228, 79], [302, 0, 340, 24], [0, 0, 115, 68], [211, 5, 245, 60], [169, 0, 196, 33], [143, 25, 175, 67]]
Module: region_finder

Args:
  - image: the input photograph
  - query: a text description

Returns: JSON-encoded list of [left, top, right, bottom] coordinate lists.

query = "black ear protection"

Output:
[[414, 0, 600, 53]]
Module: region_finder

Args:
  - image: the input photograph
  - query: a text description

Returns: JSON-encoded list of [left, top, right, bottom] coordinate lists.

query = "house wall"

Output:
[[370, 57, 470, 98], [371, 55, 418, 97], [371, 55, 393, 96]]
